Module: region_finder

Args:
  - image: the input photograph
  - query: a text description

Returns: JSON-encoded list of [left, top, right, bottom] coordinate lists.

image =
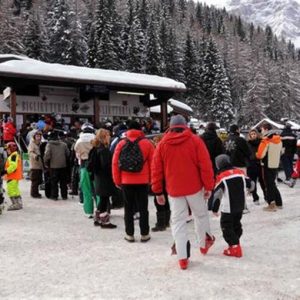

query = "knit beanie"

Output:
[[170, 114, 187, 126]]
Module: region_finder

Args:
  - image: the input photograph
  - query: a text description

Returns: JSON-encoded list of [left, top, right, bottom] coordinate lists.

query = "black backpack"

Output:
[[118, 137, 144, 172]]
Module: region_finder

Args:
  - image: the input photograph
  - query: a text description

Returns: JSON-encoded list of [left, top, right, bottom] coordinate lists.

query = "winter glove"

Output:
[[156, 194, 166, 205]]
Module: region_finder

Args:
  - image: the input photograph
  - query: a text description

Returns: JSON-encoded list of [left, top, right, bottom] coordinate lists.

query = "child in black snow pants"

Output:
[[209, 154, 254, 257]]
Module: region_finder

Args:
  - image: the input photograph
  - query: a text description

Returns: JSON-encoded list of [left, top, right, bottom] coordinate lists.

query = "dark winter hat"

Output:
[[170, 114, 187, 126], [127, 120, 141, 130], [206, 122, 218, 131], [215, 154, 232, 170], [229, 124, 239, 133], [48, 130, 58, 141]]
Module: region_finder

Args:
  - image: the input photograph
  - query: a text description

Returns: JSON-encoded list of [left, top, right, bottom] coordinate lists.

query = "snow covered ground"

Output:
[[1, 176, 299, 300]]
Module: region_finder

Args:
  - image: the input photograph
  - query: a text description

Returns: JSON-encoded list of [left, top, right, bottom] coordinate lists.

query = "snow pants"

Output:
[[6, 179, 21, 198], [169, 190, 212, 260], [221, 212, 243, 246], [80, 163, 94, 215]]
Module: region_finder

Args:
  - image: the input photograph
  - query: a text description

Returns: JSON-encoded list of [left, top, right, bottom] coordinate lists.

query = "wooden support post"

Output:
[[94, 98, 100, 127], [10, 89, 17, 123], [160, 101, 168, 132]]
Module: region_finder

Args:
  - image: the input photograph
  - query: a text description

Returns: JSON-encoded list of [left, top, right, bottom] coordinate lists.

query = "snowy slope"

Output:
[[200, 0, 300, 48], [0, 177, 300, 299]]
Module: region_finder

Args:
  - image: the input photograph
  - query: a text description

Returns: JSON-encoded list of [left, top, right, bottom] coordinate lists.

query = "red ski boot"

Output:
[[178, 259, 189, 270], [200, 234, 215, 255], [223, 244, 242, 258]]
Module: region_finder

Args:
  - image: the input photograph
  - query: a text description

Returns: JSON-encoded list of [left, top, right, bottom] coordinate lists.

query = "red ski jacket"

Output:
[[151, 126, 214, 197], [112, 129, 155, 186], [3, 122, 16, 142]]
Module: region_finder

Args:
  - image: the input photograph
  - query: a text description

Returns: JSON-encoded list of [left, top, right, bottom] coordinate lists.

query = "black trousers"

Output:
[[221, 212, 243, 246], [247, 162, 266, 201], [122, 184, 149, 236], [262, 167, 282, 206], [70, 165, 79, 194], [49, 168, 68, 199], [281, 154, 294, 180], [30, 169, 43, 197], [97, 196, 110, 214]]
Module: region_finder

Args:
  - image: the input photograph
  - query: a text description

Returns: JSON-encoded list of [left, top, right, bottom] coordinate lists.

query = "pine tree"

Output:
[[183, 33, 201, 117], [211, 57, 234, 127], [126, 15, 145, 72], [145, 14, 163, 75], [47, 0, 75, 64], [23, 12, 42, 59], [138, 0, 150, 31]]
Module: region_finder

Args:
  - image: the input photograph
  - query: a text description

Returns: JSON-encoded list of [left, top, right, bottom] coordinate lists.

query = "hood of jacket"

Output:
[[126, 129, 145, 141], [163, 126, 192, 145], [78, 132, 95, 143]]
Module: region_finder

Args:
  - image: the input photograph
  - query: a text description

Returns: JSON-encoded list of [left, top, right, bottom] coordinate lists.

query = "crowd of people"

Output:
[[0, 113, 299, 270]]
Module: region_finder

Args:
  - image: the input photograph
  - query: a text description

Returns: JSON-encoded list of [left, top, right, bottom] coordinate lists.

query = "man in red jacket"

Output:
[[3, 117, 17, 144], [112, 120, 155, 243], [151, 115, 215, 270]]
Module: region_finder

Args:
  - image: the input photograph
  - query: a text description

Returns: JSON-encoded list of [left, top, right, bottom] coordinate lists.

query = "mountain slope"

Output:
[[224, 0, 300, 48]]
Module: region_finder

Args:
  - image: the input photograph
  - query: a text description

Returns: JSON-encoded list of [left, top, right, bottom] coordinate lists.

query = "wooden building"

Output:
[[0, 54, 186, 130]]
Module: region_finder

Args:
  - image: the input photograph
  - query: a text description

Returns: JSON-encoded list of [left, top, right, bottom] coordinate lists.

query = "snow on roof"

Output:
[[168, 99, 193, 113], [252, 118, 300, 130], [252, 118, 284, 130], [287, 120, 300, 130], [0, 54, 186, 92], [149, 99, 193, 114]]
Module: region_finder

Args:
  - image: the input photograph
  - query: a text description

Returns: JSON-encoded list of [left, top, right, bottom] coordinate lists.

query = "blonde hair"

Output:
[[91, 128, 110, 148]]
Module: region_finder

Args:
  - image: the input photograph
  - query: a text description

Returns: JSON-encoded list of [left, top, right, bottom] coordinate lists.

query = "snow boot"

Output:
[[94, 210, 101, 226], [200, 233, 215, 255], [16, 196, 23, 209], [285, 178, 296, 188], [178, 259, 189, 270], [97, 212, 117, 228], [124, 234, 135, 243], [263, 201, 277, 212], [151, 211, 166, 232], [7, 197, 21, 211], [140, 234, 151, 242], [223, 244, 242, 258]]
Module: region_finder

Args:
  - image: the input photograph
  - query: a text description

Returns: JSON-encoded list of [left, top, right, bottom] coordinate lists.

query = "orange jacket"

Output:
[[4, 151, 23, 181], [256, 134, 282, 168]]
